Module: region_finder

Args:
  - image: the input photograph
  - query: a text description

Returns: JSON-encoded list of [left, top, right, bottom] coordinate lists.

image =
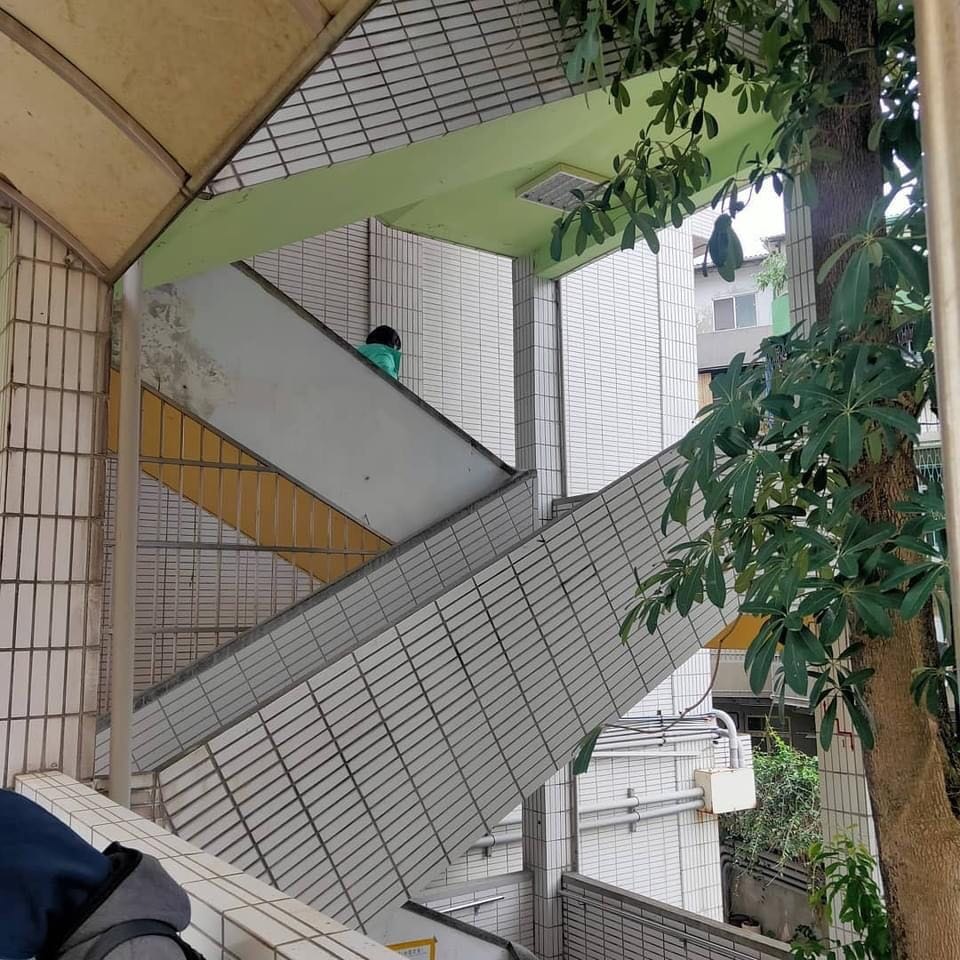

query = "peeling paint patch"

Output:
[[113, 284, 231, 419]]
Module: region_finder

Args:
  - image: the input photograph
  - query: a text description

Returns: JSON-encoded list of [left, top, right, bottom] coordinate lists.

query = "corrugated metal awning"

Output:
[[0, 0, 374, 280]]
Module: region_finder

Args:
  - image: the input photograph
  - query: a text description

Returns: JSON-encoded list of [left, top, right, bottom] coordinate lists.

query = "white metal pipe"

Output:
[[594, 732, 720, 747], [471, 831, 523, 850], [590, 750, 706, 760], [476, 792, 708, 847], [708, 709, 742, 768], [578, 788, 704, 815], [108, 261, 142, 807], [916, 2, 960, 671], [579, 800, 706, 831], [435, 896, 505, 914]]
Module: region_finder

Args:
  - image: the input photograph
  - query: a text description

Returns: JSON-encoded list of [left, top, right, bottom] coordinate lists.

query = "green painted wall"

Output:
[[772, 293, 791, 334]]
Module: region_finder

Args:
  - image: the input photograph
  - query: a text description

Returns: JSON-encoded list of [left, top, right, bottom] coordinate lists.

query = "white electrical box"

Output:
[[694, 767, 757, 814]]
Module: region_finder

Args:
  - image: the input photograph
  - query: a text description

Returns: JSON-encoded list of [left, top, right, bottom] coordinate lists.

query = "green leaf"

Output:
[[621, 219, 637, 251], [645, 0, 657, 32], [852, 593, 893, 636], [550, 223, 567, 262], [572, 727, 602, 775], [901, 566, 942, 620], [816, 236, 860, 284], [705, 551, 726, 607], [878, 237, 929, 294], [830, 248, 872, 326], [619, 603, 641, 642], [809, 669, 831, 709], [781, 638, 809, 696], [820, 0, 840, 23], [820, 697, 839, 751], [731, 459, 758, 518], [748, 632, 779, 694], [834, 413, 865, 469], [843, 691, 875, 750], [634, 213, 661, 254], [676, 566, 702, 616], [871, 403, 920, 441]]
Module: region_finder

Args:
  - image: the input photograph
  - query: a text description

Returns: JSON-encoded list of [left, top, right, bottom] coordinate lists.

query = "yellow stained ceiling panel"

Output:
[[0, 0, 373, 280], [0, 37, 180, 270], [2, 0, 319, 171]]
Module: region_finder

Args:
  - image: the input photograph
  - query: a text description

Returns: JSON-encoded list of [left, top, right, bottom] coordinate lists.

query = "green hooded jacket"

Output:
[[356, 343, 402, 380]]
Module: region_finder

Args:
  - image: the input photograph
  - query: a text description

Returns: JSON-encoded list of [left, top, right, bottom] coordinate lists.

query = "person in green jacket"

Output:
[[356, 325, 402, 380]]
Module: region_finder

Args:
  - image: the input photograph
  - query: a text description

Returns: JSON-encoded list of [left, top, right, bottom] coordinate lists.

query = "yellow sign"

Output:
[[388, 938, 436, 960]]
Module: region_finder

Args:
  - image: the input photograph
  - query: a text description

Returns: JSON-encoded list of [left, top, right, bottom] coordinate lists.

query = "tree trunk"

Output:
[[809, 2, 960, 957], [852, 452, 960, 960]]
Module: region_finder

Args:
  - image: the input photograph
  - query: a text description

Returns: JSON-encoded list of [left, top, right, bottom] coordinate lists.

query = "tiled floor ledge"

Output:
[[15, 772, 401, 960]]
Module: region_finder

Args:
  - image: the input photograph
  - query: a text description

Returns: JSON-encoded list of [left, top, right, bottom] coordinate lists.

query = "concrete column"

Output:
[[816, 698, 879, 944], [785, 190, 880, 942], [522, 765, 577, 960], [512, 257, 565, 523], [0, 208, 110, 785], [783, 188, 818, 333]]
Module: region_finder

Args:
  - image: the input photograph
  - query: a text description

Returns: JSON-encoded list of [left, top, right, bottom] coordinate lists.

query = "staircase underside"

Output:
[[95, 472, 539, 774], [111, 446, 733, 932]]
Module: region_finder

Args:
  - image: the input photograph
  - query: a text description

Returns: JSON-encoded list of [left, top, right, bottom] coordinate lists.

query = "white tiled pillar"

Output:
[[370, 220, 423, 395], [656, 224, 699, 445], [513, 257, 564, 522], [784, 189, 817, 332], [0, 209, 110, 785], [789, 190, 879, 942], [522, 766, 576, 960], [816, 698, 879, 944]]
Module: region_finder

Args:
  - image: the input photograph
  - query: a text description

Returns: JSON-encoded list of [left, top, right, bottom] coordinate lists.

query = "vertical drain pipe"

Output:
[[916, 5, 960, 672], [109, 261, 142, 807]]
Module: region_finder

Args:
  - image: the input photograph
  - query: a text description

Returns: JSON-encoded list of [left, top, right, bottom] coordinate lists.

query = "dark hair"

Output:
[[366, 326, 401, 350]]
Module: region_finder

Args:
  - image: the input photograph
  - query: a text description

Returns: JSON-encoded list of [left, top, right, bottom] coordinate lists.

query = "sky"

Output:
[[731, 183, 786, 258]]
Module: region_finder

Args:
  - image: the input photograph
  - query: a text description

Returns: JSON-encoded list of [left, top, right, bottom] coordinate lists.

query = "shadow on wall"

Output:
[[725, 863, 825, 943]]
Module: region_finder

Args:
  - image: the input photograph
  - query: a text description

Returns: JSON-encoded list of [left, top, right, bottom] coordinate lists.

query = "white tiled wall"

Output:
[[575, 651, 724, 921], [251, 222, 515, 465], [429, 822, 524, 888], [562, 873, 790, 960], [249, 223, 370, 345], [420, 236, 515, 462], [816, 698, 878, 944], [514, 258, 564, 520], [370, 221, 424, 394], [657, 224, 700, 445], [98, 468, 319, 709], [0, 211, 109, 786], [16, 772, 401, 960], [560, 227, 698, 495], [423, 875, 533, 947], [213, 0, 617, 193]]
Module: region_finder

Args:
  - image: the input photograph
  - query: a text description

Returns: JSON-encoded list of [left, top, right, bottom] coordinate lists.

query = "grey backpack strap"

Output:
[[83, 919, 200, 960]]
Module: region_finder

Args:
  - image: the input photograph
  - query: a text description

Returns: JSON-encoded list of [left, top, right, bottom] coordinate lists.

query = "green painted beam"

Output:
[[145, 72, 773, 286], [145, 80, 656, 287]]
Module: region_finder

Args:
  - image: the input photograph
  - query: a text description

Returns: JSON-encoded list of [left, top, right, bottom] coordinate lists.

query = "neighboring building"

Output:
[[692, 208, 789, 409]]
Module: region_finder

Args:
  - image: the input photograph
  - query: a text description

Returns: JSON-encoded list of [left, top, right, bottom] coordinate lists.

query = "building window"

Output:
[[713, 294, 758, 331]]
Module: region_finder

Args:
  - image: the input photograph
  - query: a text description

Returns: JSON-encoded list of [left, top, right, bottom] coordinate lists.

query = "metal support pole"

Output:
[[109, 261, 142, 806], [916, 3, 960, 670]]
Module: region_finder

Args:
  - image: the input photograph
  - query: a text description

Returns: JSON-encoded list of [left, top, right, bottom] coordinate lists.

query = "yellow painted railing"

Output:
[[107, 370, 390, 585]]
